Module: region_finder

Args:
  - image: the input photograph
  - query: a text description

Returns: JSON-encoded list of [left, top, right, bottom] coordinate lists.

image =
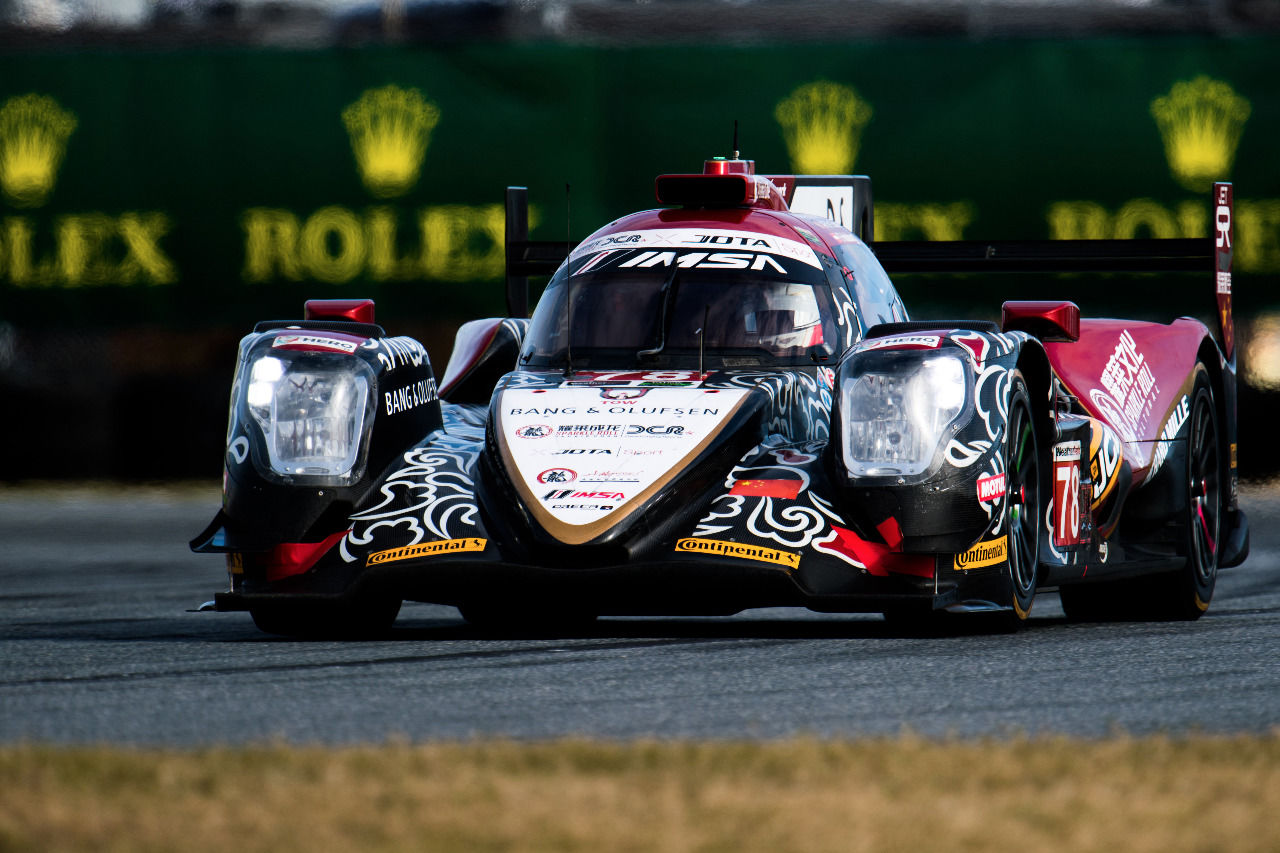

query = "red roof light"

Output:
[[1001, 300, 1080, 341], [655, 169, 788, 212], [304, 299, 376, 324]]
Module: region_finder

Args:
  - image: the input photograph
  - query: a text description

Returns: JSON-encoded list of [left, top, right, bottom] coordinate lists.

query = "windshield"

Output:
[[520, 254, 839, 370]]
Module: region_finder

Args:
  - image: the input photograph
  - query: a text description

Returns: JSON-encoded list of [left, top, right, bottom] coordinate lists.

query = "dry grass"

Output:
[[1, 734, 1277, 852]]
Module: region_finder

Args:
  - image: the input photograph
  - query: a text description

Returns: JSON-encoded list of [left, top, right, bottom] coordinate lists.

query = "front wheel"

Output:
[[993, 372, 1042, 630]]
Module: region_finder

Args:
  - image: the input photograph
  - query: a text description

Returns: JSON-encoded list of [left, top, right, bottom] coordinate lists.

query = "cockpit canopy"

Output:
[[519, 243, 840, 370]]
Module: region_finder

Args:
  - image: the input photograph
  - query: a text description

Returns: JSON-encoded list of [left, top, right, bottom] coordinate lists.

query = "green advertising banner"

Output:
[[1, 39, 1278, 318], [1, 38, 1278, 476]]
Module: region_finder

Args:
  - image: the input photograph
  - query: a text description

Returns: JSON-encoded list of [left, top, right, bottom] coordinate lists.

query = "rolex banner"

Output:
[[0, 39, 1279, 477], [0, 41, 1277, 317]]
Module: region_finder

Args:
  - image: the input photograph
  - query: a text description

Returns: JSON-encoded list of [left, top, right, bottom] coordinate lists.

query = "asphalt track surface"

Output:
[[2, 483, 1278, 746]]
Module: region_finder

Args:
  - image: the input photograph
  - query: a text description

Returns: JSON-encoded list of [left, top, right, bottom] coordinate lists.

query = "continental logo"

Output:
[[342, 85, 440, 199], [1151, 76, 1250, 193], [953, 535, 1007, 572], [675, 537, 800, 570], [366, 537, 486, 566], [774, 80, 872, 175], [0, 93, 76, 207]]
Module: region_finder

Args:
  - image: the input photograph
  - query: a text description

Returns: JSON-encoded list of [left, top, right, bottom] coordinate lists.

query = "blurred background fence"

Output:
[[1, 0, 1278, 480]]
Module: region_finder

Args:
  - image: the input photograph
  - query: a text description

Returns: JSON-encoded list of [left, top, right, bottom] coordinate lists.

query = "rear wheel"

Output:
[[1151, 366, 1220, 619]]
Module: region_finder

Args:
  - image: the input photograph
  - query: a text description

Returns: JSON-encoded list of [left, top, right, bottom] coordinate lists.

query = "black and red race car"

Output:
[[192, 154, 1249, 635]]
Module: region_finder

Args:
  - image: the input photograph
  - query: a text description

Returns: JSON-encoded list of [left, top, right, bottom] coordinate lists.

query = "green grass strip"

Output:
[[1, 733, 1278, 852]]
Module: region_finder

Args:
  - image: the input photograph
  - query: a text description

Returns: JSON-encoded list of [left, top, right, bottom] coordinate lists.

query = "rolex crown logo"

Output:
[[0, 94, 77, 207], [775, 81, 872, 175], [1151, 76, 1250, 193], [342, 85, 440, 199]]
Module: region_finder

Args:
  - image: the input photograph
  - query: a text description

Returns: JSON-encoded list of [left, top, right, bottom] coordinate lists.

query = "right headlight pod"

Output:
[[839, 350, 972, 478], [244, 351, 377, 485]]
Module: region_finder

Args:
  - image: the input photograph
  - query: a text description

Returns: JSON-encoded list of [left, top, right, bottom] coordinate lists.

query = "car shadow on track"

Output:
[[382, 613, 1072, 642]]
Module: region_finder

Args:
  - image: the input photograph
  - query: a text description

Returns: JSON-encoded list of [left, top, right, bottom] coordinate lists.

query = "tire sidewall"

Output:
[[1005, 371, 1040, 620], [1183, 366, 1220, 612]]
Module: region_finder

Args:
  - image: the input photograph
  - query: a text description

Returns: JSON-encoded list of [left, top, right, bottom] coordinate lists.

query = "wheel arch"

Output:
[[1013, 338, 1056, 462], [1195, 335, 1230, 481], [1013, 339, 1055, 588]]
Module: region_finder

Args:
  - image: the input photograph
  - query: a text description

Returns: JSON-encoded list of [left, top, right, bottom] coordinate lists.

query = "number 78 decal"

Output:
[[1052, 441, 1087, 547]]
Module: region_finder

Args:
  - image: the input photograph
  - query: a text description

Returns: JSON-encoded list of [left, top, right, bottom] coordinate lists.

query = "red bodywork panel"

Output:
[[1045, 317, 1209, 478], [232, 529, 351, 583]]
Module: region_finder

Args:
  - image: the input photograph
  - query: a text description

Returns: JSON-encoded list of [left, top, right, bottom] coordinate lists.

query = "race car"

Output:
[[191, 154, 1249, 635]]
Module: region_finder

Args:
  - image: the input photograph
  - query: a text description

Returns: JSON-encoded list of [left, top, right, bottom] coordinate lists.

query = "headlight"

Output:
[[245, 352, 375, 484], [840, 352, 970, 477]]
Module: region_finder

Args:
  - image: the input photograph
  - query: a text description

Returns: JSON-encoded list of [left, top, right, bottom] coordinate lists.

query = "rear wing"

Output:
[[504, 181, 1234, 363]]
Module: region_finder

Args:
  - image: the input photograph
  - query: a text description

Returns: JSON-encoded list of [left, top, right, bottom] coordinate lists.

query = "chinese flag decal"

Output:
[[730, 479, 803, 499]]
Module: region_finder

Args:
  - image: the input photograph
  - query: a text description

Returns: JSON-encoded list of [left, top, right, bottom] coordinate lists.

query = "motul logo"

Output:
[[976, 473, 1006, 502]]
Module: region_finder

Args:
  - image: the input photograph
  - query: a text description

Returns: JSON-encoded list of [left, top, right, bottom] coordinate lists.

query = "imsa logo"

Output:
[[953, 535, 1008, 571]]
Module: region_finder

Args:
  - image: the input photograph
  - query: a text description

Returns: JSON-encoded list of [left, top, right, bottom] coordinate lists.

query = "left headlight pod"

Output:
[[243, 349, 377, 485], [838, 349, 972, 478]]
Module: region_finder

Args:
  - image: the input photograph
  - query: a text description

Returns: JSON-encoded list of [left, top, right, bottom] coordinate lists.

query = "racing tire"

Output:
[[989, 371, 1042, 631], [1149, 365, 1221, 620], [249, 595, 402, 639]]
